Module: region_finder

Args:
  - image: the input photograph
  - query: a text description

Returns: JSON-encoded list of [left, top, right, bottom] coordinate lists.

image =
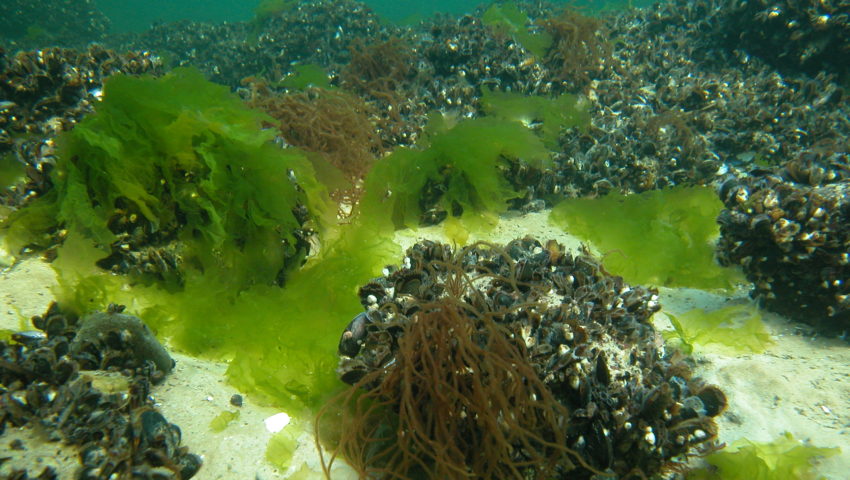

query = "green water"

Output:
[[95, 0, 643, 32]]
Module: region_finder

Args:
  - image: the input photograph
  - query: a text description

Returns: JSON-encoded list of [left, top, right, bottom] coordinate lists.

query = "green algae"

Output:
[[359, 116, 551, 231], [480, 86, 590, 147], [2, 67, 392, 414], [0, 152, 24, 191], [687, 432, 839, 480], [482, 2, 553, 58], [266, 423, 300, 470], [278, 64, 333, 91], [549, 186, 744, 289], [659, 304, 774, 355], [50, 220, 398, 412], [209, 410, 240, 433], [2, 67, 331, 292]]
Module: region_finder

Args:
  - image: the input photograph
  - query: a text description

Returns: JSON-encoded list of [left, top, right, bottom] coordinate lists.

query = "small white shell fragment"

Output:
[[264, 412, 291, 433]]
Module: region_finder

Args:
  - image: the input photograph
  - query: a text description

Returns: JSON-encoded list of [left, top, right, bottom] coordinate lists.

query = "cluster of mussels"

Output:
[[539, 0, 848, 199], [717, 156, 850, 333], [111, 0, 384, 91], [711, 0, 850, 79], [0, 303, 201, 479], [0, 45, 162, 205], [336, 238, 726, 478]]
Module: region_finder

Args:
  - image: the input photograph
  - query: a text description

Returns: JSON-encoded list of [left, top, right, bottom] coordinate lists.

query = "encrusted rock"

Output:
[[329, 238, 725, 478]]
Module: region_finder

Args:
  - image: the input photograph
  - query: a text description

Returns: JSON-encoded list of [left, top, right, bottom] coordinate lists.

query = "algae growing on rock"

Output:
[[318, 238, 728, 479], [0, 66, 387, 411], [359, 116, 551, 231], [2, 67, 330, 290]]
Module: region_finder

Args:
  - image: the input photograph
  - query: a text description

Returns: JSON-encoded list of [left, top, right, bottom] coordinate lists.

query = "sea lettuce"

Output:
[[278, 63, 333, 90], [482, 2, 553, 58], [659, 304, 774, 355], [480, 86, 589, 147], [2, 67, 330, 291], [687, 432, 839, 480], [550, 186, 744, 289], [359, 117, 551, 231]]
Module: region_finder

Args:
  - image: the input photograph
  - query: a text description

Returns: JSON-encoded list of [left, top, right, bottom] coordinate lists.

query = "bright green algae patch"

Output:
[[688, 432, 839, 480], [480, 86, 589, 147], [0, 67, 393, 413], [359, 116, 551, 231], [2, 67, 331, 291], [482, 1, 553, 58], [51, 220, 398, 412], [209, 410, 240, 433], [278, 64, 333, 91], [659, 304, 774, 355], [549, 186, 743, 289]]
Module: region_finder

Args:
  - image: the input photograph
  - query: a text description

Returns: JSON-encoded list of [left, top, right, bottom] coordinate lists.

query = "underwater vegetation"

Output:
[[277, 63, 334, 91], [482, 1, 553, 59], [480, 86, 589, 147], [2, 67, 328, 290], [550, 186, 743, 290], [541, 6, 610, 92], [246, 82, 382, 191], [340, 37, 417, 146], [341, 37, 415, 108], [319, 238, 727, 479], [359, 116, 551, 230], [687, 432, 840, 480], [319, 298, 582, 479], [660, 304, 774, 355]]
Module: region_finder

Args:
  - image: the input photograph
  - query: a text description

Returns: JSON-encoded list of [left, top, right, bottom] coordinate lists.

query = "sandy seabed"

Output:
[[1, 210, 848, 479]]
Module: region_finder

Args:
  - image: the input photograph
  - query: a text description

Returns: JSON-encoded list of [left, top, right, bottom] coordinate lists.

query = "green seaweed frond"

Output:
[[209, 410, 240, 433], [480, 86, 589, 147], [482, 1, 553, 58], [549, 186, 744, 289], [688, 432, 839, 480], [659, 304, 774, 355], [3, 67, 330, 291], [359, 117, 550, 231], [277, 64, 333, 91]]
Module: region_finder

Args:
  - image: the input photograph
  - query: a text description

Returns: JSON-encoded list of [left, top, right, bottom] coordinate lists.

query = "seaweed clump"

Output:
[[319, 299, 581, 479], [246, 81, 383, 189], [358, 116, 551, 229], [550, 186, 742, 290], [340, 37, 418, 146], [341, 38, 415, 114], [1, 67, 326, 290], [318, 238, 727, 479], [542, 7, 610, 92]]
